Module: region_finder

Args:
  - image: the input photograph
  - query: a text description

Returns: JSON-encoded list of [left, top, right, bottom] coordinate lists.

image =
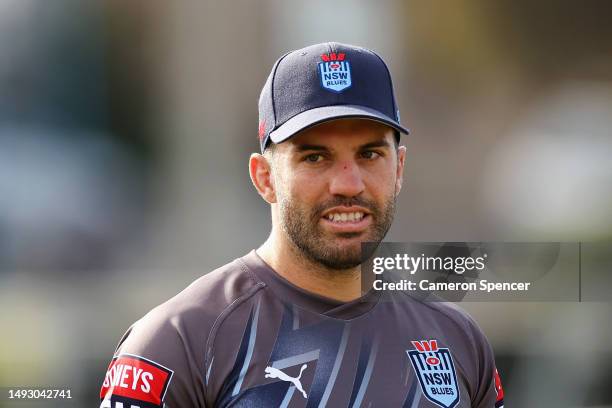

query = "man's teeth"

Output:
[[326, 212, 365, 222]]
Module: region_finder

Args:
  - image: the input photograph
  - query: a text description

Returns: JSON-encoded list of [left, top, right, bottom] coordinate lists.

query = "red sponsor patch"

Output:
[[494, 368, 505, 407], [100, 354, 173, 407], [258, 120, 266, 141]]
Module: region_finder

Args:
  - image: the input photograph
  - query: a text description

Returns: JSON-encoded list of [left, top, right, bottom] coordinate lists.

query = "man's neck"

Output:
[[256, 233, 362, 303]]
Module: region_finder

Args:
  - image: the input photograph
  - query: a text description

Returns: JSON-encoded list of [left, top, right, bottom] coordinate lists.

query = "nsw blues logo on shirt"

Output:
[[318, 53, 352, 93], [407, 339, 460, 408]]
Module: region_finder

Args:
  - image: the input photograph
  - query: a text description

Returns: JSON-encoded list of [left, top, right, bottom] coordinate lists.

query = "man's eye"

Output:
[[360, 150, 380, 160], [304, 153, 324, 163]]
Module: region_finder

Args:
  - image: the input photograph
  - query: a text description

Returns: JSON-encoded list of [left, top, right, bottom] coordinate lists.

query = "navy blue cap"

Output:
[[258, 42, 409, 152]]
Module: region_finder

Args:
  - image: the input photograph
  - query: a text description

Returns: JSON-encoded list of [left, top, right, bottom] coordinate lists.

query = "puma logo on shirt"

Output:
[[264, 364, 308, 398]]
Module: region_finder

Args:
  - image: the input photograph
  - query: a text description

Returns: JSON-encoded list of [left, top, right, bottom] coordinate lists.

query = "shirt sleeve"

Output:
[[470, 321, 505, 408], [99, 309, 208, 408]]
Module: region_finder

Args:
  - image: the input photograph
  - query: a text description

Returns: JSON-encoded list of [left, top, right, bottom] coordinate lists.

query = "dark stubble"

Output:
[[280, 194, 396, 271]]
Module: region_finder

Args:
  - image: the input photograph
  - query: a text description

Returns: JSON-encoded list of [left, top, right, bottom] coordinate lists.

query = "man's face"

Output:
[[269, 118, 406, 270]]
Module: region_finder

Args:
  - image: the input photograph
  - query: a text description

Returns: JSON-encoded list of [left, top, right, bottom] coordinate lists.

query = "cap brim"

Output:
[[269, 105, 410, 144]]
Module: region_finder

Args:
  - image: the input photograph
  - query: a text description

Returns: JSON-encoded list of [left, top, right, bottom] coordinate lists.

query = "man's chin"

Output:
[[311, 241, 363, 269], [334, 231, 364, 239], [293, 228, 383, 270], [318, 229, 380, 250], [315, 253, 363, 271]]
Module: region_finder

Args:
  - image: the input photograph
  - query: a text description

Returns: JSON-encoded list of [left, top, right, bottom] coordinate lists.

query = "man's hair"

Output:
[[262, 141, 278, 165], [263, 141, 277, 157]]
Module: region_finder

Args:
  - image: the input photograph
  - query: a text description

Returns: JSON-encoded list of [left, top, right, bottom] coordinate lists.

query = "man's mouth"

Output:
[[324, 211, 365, 223], [320, 206, 372, 232]]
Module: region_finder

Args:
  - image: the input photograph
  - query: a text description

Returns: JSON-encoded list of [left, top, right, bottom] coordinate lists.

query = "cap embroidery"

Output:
[[318, 53, 352, 93]]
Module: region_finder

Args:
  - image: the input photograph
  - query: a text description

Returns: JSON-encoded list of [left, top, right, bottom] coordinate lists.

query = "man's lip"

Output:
[[320, 206, 372, 218]]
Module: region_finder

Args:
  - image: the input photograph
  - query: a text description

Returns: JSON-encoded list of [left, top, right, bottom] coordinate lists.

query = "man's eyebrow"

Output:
[[359, 139, 392, 150], [293, 144, 330, 152], [292, 139, 392, 152]]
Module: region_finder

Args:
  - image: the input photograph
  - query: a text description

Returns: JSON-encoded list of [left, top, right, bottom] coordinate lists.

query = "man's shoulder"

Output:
[[103, 255, 266, 406], [147, 255, 261, 324], [118, 253, 265, 353]]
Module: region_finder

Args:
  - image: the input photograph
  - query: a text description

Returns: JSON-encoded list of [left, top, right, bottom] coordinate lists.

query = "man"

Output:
[[100, 42, 505, 408]]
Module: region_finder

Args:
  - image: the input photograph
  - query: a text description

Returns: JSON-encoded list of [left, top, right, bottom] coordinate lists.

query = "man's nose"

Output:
[[328, 160, 365, 197]]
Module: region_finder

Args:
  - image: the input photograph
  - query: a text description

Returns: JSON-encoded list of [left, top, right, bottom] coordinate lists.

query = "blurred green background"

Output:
[[0, 0, 611, 406]]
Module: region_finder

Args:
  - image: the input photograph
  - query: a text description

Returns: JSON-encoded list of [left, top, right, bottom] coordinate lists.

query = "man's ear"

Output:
[[395, 146, 406, 197], [249, 153, 277, 203]]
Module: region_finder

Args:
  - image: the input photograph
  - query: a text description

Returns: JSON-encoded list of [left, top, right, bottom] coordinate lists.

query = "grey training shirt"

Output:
[[100, 250, 505, 408]]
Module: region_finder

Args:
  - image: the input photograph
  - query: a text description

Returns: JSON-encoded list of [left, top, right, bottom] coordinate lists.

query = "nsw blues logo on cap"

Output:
[[318, 53, 352, 93]]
